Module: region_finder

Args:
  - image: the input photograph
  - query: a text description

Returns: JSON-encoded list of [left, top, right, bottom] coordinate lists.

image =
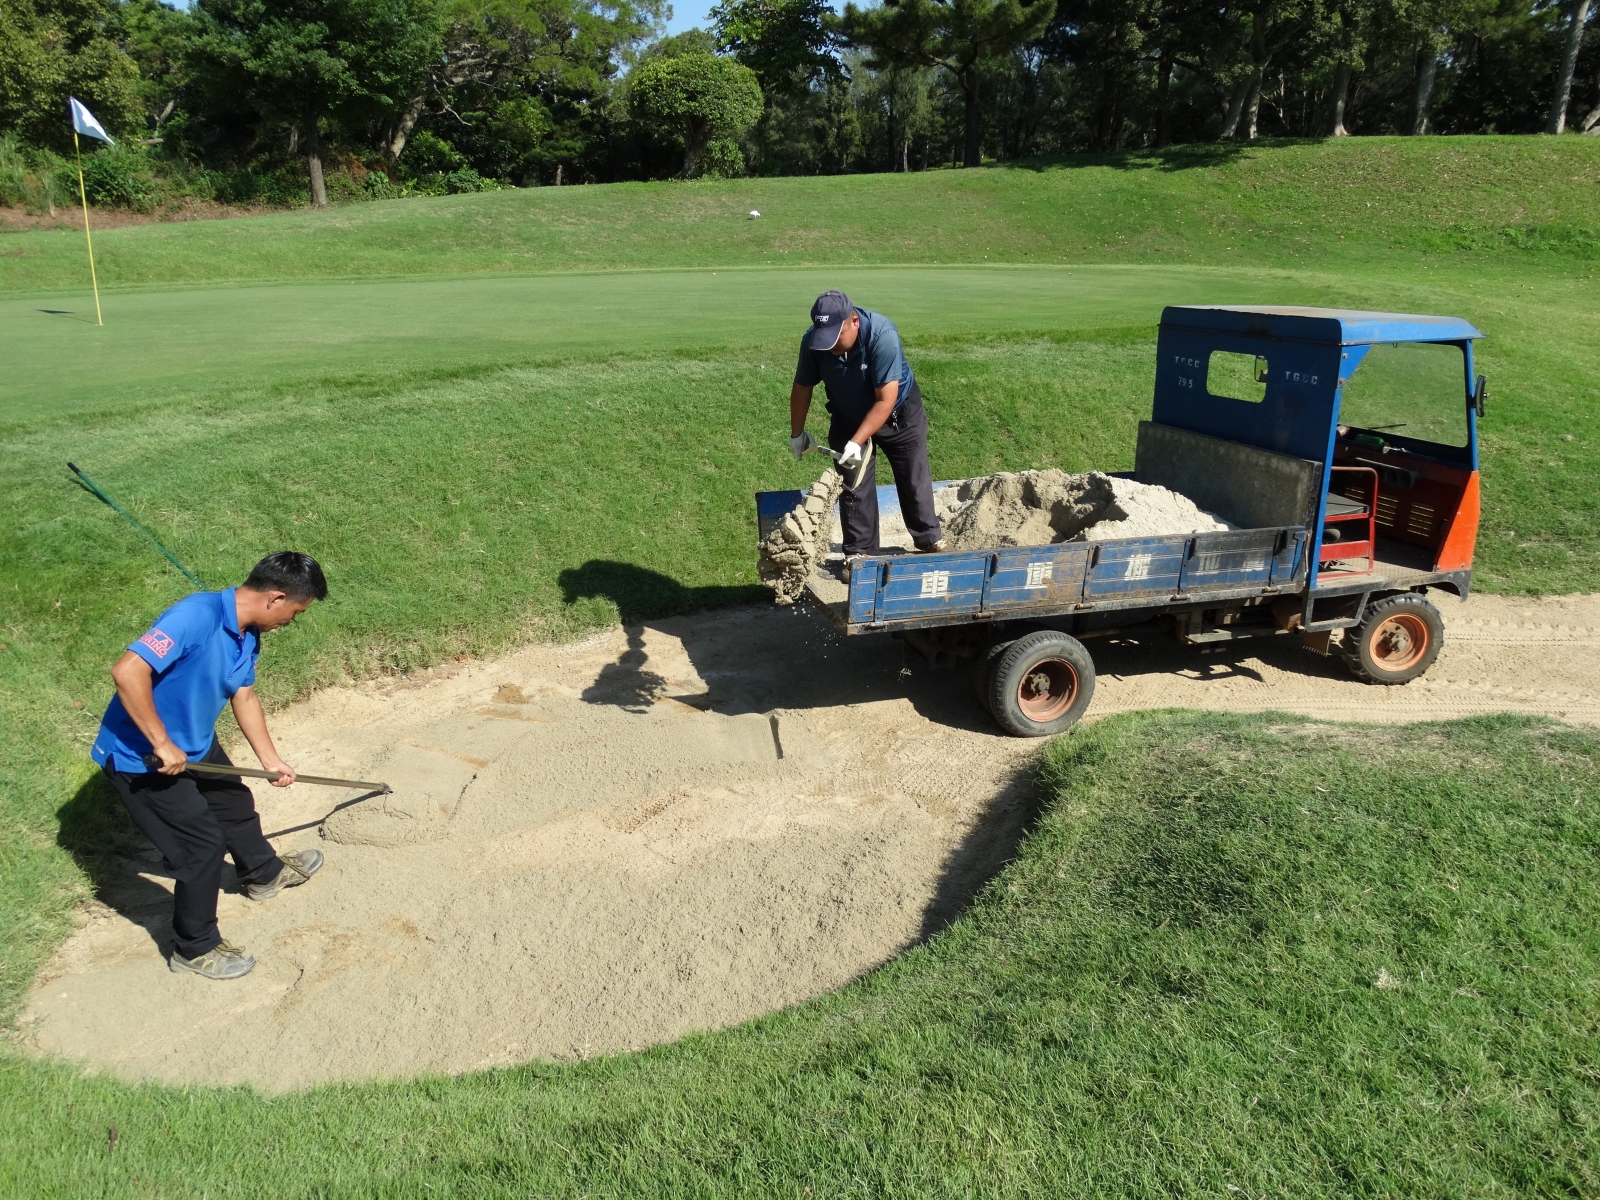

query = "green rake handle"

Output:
[[68, 461, 206, 589]]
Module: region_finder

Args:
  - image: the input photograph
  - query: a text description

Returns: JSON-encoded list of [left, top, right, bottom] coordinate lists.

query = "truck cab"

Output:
[[1153, 306, 1485, 679]]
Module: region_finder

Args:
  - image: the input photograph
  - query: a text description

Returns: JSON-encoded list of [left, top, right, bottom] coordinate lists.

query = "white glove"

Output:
[[790, 431, 815, 460], [837, 440, 865, 468]]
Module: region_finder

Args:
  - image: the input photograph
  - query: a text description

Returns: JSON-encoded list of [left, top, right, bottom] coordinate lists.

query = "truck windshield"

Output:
[[1339, 341, 1469, 448]]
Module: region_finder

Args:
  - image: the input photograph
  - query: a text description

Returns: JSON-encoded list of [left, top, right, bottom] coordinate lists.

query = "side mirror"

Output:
[[1473, 374, 1487, 418], [1253, 355, 1269, 384]]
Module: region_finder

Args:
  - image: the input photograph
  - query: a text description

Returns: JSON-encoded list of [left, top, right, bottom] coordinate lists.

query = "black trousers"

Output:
[[103, 738, 284, 960], [829, 382, 942, 556]]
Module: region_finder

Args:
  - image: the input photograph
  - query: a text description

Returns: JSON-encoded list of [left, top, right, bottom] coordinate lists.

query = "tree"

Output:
[[1370, 0, 1493, 134], [712, 0, 838, 96], [626, 44, 763, 176], [1324, 0, 1371, 135], [0, 0, 143, 151], [191, 0, 441, 206], [883, 64, 937, 167], [844, 0, 1055, 167], [1214, 0, 1322, 140], [380, 0, 659, 175], [1546, 0, 1593, 132], [1034, 0, 1153, 151], [110, 0, 201, 135]]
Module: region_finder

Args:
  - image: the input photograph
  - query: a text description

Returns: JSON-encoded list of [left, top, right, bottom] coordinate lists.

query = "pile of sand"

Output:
[[757, 467, 845, 603], [942, 470, 1230, 550]]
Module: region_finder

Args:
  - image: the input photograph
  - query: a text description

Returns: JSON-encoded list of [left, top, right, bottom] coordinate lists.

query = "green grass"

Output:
[[1, 138, 1598, 1195], [0, 264, 1300, 422], [3, 712, 1597, 1197], [2, 137, 1596, 296]]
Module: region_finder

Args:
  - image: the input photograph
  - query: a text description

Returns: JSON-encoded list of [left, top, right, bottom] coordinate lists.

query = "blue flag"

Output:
[[69, 97, 115, 145]]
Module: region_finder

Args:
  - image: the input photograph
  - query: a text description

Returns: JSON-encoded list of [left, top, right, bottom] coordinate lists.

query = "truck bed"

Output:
[[812, 527, 1310, 634], [759, 482, 1310, 636]]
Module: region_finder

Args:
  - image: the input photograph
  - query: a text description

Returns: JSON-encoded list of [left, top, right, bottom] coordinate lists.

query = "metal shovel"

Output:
[[806, 438, 872, 490]]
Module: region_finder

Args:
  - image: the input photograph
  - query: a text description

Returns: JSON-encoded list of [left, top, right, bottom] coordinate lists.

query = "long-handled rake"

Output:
[[144, 756, 392, 794]]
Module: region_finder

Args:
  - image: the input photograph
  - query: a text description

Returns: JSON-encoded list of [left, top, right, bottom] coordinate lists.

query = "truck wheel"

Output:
[[987, 631, 1096, 737], [1342, 593, 1444, 684], [972, 639, 1014, 716]]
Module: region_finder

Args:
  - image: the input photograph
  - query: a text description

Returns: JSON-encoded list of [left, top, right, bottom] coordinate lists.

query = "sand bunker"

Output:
[[757, 467, 845, 603], [18, 594, 1600, 1092], [942, 470, 1230, 550]]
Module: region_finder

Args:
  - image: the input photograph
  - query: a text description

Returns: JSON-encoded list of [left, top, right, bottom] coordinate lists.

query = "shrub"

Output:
[[442, 167, 496, 194], [361, 171, 410, 200], [700, 138, 747, 179], [79, 147, 161, 212], [202, 167, 308, 208], [407, 172, 450, 197], [0, 134, 27, 207], [0, 136, 75, 214], [324, 170, 364, 203], [400, 130, 465, 175]]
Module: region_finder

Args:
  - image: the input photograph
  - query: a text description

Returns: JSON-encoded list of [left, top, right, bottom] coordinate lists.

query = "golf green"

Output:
[[2, 264, 1347, 424]]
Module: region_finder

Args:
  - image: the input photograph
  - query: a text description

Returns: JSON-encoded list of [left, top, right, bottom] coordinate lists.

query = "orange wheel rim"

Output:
[[1368, 612, 1429, 671], [1016, 658, 1078, 722]]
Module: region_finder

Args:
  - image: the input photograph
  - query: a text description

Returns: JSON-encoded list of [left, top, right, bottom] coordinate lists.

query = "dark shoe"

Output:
[[169, 939, 254, 980], [914, 539, 950, 553], [247, 848, 324, 901]]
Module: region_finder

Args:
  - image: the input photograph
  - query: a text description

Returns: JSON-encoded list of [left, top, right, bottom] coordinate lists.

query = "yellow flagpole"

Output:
[[74, 131, 103, 327]]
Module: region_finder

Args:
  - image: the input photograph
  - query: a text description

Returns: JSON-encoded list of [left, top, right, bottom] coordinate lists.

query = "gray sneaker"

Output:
[[170, 938, 255, 980], [247, 848, 325, 901]]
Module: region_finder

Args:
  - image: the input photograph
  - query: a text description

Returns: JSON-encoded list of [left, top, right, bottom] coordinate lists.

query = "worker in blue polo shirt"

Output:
[[92, 551, 330, 981], [789, 290, 947, 561]]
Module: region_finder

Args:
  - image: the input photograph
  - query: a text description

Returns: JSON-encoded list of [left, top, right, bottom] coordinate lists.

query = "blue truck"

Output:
[[756, 306, 1488, 737]]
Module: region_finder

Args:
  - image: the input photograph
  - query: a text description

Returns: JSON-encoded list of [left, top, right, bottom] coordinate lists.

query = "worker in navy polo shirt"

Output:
[[92, 551, 329, 981], [789, 290, 947, 561]]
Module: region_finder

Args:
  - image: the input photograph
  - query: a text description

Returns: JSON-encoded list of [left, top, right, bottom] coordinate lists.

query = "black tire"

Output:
[[987, 631, 1096, 737], [1341, 593, 1444, 684], [972, 639, 1015, 716]]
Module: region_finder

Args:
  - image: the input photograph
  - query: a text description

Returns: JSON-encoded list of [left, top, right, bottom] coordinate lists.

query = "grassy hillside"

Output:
[[1, 137, 1596, 295], [3, 712, 1596, 1197]]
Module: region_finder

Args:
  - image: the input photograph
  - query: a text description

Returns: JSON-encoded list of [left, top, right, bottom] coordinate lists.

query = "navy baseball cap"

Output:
[[806, 290, 855, 351]]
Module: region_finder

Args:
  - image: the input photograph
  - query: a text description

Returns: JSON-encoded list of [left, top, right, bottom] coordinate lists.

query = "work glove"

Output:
[[837, 440, 865, 468], [790, 431, 815, 460]]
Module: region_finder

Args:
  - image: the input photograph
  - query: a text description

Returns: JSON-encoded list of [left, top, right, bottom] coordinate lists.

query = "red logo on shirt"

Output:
[[140, 629, 175, 658]]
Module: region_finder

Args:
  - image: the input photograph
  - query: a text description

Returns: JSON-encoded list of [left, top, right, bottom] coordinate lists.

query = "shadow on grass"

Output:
[[995, 138, 1325, 174], [57, 772, 174, 953], [557, 559, 768, 625]]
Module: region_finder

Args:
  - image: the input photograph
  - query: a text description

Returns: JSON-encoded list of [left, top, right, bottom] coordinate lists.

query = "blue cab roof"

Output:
[[1161, 306, 1483, 346]]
